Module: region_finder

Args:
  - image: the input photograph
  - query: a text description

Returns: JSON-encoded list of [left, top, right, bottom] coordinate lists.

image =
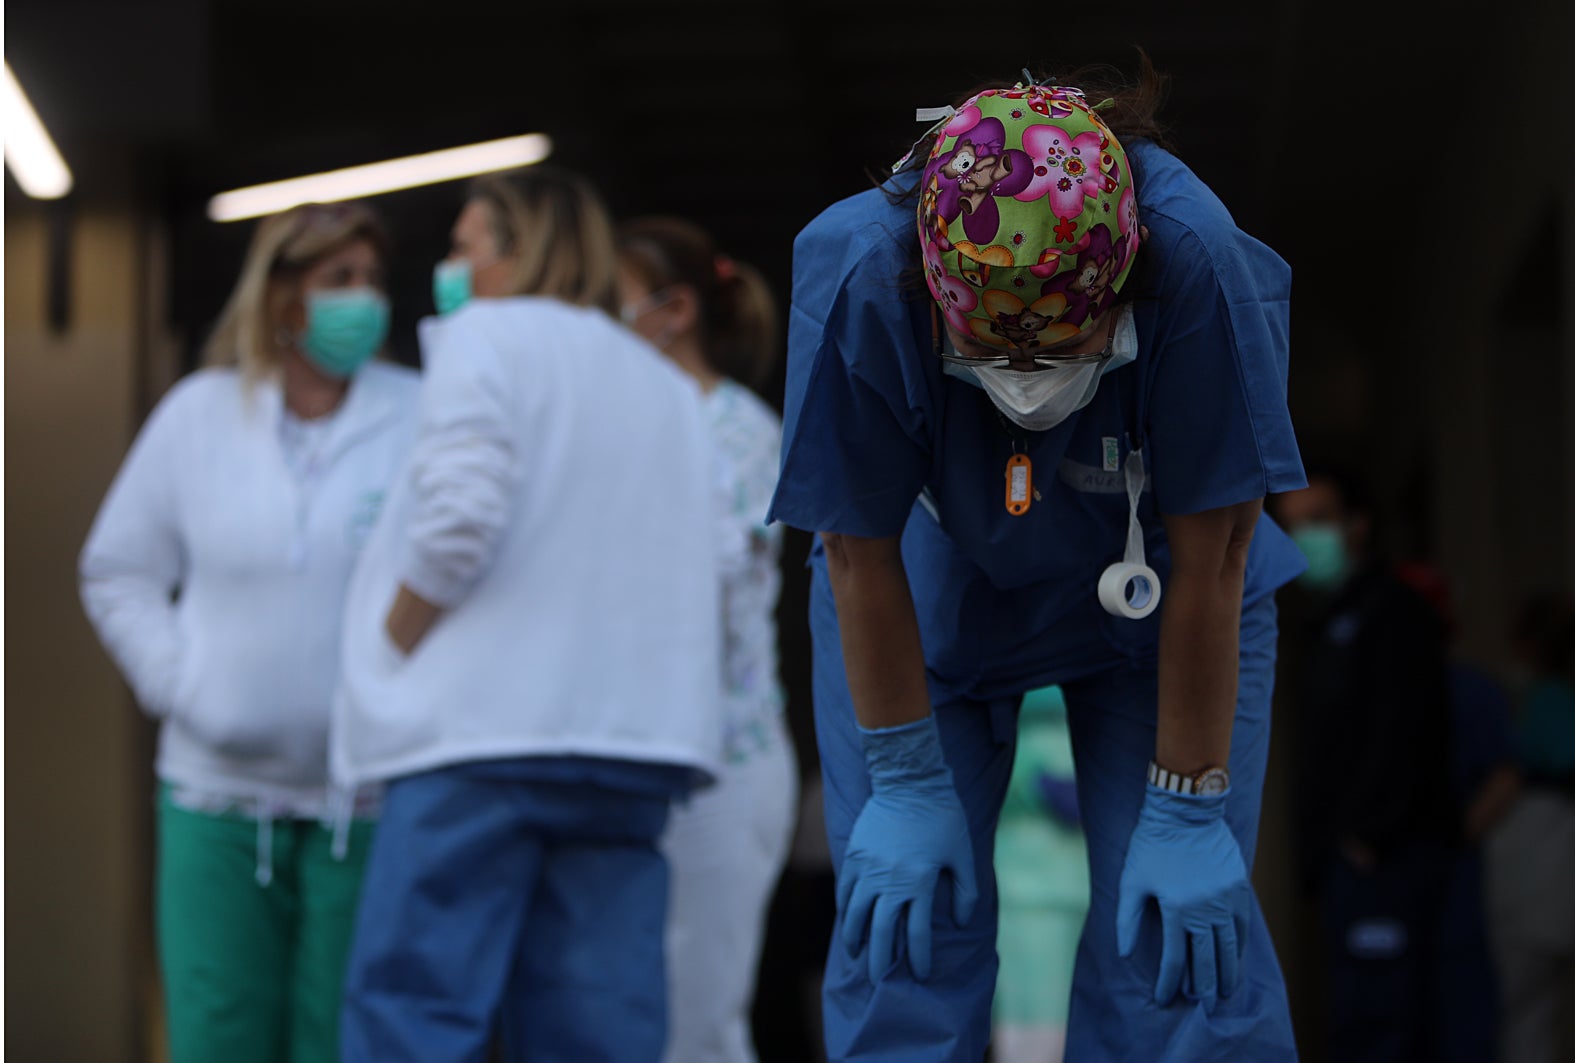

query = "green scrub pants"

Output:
[[156, 788, 373, 1063]]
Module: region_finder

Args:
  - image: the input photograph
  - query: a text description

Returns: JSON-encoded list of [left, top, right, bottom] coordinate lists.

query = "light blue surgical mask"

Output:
[[1292, 522, 1350, 590], [619, 287, 677, 325], [433, 258, 473, 315], [300, 287, 389, 378]]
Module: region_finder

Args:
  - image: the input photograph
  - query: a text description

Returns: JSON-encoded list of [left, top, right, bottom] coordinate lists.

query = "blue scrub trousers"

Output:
[[339, 759, 672, 1063], [810, 565, 1298, 1062], [1320, 840, 1494, 1063], [1434, 849, 1499, 1063]]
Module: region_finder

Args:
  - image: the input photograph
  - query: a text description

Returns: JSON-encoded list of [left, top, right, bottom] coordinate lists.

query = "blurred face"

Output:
[[280, 236, 383, 333], [447, 199, 515, 298], [1276, 477, 1367, 589], [1273, 478, 1345, 534], [616, 263, 691, 349], [1277, 474, 1373, 561]]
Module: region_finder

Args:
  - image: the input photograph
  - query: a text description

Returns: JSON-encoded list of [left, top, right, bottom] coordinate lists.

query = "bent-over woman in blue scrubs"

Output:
[[767, 60, 1308, 1062]]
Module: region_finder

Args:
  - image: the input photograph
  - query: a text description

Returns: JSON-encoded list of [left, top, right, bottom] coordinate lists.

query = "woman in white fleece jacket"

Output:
[[333, 169, 725, 1063], [78, 200, 420, 1063]]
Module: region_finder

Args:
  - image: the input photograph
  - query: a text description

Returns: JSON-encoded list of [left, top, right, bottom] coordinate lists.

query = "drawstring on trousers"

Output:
[[254, 810, 275, 888], [329, 786, 356, 862]]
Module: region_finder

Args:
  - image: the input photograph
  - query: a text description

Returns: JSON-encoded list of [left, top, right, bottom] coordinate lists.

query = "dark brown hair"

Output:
[[880, 48, 1173, 198], [618, 216, 780, 389], [1037, 48, 1173, 153]]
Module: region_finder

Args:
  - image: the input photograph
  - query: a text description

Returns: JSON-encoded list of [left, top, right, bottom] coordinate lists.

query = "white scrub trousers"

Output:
[[662, 713, 799, 1063]]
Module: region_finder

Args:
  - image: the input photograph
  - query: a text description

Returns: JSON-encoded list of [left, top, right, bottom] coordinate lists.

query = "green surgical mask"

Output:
[[432, 258, 473, 315], [300, 287, 389, 378], [1292, 522, 1350, 590]]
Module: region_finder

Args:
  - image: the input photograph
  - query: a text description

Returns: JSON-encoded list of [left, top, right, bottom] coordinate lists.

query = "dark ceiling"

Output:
[[6, 0, 1355, 371], [1, 0, 1532, 411]]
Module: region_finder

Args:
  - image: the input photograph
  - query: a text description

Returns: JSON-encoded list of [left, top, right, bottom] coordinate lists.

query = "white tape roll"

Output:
[[1098, 561, 1162, 619]]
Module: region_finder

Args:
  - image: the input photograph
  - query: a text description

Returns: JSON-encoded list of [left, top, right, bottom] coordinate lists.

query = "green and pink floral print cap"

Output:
[[918, 84, 1139, 350]]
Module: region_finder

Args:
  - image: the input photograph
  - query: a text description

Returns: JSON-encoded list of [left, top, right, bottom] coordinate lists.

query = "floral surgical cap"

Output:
[[918, 83, 1140, 349]]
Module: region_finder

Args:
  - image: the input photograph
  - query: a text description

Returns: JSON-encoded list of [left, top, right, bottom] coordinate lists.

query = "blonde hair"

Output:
[[466, 168, 618, 314], [619, 216, 780, 388], [203, 200, 390, 379]]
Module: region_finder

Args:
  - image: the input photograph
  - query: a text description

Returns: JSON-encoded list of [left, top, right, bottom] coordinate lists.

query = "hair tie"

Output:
[[714, 254, 737, 282]]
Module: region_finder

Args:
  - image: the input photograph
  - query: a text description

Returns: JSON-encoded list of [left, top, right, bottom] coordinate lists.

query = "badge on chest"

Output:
[[1005, 452, 1033, 516]]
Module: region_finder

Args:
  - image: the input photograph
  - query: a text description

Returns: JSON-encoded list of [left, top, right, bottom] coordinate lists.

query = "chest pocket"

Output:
[[346, 489, 387, 551]]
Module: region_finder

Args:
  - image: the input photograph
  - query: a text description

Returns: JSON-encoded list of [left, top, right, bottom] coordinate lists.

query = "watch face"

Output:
[[1195, 770, 1230, 797]]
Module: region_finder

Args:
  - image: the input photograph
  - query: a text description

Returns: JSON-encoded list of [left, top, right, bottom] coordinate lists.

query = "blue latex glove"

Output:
[[1034, 773, 1082, 828], [839, 715, 979, 984], [1116, 782, 1250, 1007]]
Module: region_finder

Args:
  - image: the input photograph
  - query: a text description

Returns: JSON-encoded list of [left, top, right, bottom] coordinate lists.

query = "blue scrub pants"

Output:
[[1320, 840, 1493, 1063], [1434, 850, 1499, 1063], [339, 759, 671, 1063], [810, 565, 1298, 1062]]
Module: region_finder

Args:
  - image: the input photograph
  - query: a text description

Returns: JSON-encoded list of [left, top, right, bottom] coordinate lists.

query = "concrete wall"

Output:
[[1402, 5, 1573, 661], [5, 191, 166, 1062]]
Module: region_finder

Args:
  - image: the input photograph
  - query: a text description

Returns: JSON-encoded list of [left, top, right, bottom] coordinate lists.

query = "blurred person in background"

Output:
[[617, 216, 800, 1063], [1273, 465, 1463, 1063], [1395, 559, 1517, 1062], [767, 56, 1307, 1061], [331, 168, 725, 1063], [78, 200, 420, 1063], [990, 684, 1088, 1063], [1484, 588, 1575, 1063]]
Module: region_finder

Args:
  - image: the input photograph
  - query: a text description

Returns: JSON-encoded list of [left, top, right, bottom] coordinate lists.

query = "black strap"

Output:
[[1116, 332, 1149, 453], [990, 401, 1028, 454]]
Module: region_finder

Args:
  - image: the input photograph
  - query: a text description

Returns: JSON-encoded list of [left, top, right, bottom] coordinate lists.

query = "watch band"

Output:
[[1147, 761, 1230, 796]]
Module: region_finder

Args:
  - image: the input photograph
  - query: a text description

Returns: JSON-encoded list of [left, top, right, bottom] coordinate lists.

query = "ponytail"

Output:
[[710, 255, 778, 388], [618, 216, 780, 388]]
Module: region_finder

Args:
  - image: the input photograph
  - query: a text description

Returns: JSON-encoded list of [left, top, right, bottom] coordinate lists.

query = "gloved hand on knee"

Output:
[[1116, 783, 1250, 1008], [840, 714, 979, 985]]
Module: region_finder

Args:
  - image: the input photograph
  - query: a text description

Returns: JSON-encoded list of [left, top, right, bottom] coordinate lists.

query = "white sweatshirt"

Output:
[[331, 298, 725, 789], [79, 364, 422, 809]]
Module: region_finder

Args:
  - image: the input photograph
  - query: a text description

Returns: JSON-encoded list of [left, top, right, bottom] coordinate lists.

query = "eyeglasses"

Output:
[[931, 302, 1118, 370]]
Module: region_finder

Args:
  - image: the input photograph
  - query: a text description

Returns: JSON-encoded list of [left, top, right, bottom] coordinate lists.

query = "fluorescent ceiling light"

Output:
[[2, 62, 74, 199], [207, 133, 553, 222]]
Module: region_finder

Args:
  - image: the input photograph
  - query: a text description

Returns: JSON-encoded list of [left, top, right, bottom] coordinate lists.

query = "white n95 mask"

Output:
[[948, 306, 1137, 432]]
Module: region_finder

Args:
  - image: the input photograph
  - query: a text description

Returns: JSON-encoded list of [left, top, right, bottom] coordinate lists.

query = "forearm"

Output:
[[401, 479, 511, 609], [403, 352, 517, 610], [1155, 567, 1243, 774], [78, 418, 186, 718], [1464, 764, 1522, 842], [821, 532, 930, 730], [79, 571, 185, 718], [1155, 501, 1260, 776]]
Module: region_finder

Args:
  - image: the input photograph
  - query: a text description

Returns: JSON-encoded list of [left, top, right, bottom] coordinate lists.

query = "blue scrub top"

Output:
[[768, 140, 1308, 703]]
